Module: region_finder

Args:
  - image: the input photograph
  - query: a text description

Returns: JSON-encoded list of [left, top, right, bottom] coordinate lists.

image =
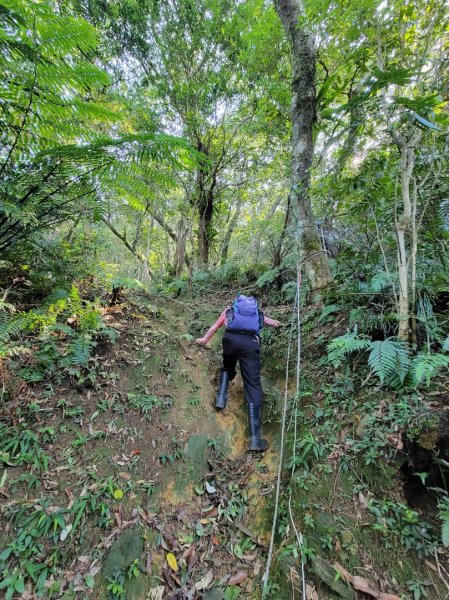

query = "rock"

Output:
[[202, 589, 225, 600], [311, 556, 356, 600], [355, 415, 371, 438], [340, 529, 354, 545], [314, 511, 336, 536], [102, 525, 143, 579]]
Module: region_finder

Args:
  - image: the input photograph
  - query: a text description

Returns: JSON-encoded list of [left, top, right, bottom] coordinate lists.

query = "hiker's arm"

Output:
[[196, 308, 228, 345], [264, 315, 281, 328]]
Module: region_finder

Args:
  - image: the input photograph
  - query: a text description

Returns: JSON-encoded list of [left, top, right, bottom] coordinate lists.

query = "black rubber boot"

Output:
[[248, 403, 269, 451], [215, 371, 230, 410]]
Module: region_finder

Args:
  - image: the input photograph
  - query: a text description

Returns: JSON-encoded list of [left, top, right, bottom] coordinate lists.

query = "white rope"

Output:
[[262, 263, 305, 593], [287, 263, 306, 598]]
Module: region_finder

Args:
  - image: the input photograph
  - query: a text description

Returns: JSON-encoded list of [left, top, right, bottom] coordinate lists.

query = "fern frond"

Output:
[[319, 304, 341, 323], [413, 353, 449, 386], [442, 336, 449, 352], [327, 331, 371, 365], [368, 339, 410, 384]]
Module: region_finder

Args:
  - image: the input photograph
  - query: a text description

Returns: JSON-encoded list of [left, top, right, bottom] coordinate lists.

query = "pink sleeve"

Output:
[[202, 308, 228, 342], [264, 315, 278, 327]]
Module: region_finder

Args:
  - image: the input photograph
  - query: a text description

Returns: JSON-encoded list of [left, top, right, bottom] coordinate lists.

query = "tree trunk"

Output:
[[198, 188, 214, 267], [253, 195, 283, 262], [174, 218, 189, 276], [100, 216, 153, 277], [220, 204, 241, 265], [195, 141, 216, 268], [274, 0, 332, 291], [392, 130, 421, 343]]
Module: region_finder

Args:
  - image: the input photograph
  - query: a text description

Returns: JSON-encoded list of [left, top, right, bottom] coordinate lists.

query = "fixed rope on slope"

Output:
[[262, 263, 306, 595]]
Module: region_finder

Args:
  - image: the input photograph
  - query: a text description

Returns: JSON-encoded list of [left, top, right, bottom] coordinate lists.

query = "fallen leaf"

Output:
[[203, 506, 218, 518], [195, 569, 214, 591], [334, 563, 353, 584], [228, 571, 247, 586], [60, 523, 72, 541], [379, 595, 401, 600], [358, 491, 368, 508], [352, 575, 380, 597], [306, 583, 319, 600], [147, 586, 164, 600], [118, 472, 131, 480], [185, 546, 198, 571], [205, 481, 216, 494], [166, 552, 178, 572]]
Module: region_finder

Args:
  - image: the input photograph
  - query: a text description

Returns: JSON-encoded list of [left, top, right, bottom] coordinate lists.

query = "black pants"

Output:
[[222, 331, 262, 407]]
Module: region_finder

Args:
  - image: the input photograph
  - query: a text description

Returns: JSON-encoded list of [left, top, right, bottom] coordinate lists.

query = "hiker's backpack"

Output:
[[226, 295, 264, 334]]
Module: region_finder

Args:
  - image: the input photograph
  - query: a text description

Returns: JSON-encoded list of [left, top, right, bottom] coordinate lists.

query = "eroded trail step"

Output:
[[0, 294, 280, 599], [91, 296, 281, 598]]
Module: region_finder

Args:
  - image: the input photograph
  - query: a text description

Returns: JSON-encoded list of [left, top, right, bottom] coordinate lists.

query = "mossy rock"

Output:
[[359, 461, 397, 495]]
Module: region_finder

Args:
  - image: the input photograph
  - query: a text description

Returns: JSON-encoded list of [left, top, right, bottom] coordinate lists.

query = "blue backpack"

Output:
[[226, 295, 264, 334]]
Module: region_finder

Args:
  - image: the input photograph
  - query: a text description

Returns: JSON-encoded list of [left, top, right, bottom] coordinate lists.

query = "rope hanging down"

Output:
[[262, 263, 305, 594]]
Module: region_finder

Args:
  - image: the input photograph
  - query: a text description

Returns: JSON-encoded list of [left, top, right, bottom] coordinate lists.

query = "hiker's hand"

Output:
[[195, 337, 208, 346], [272, 320, 281, 328]]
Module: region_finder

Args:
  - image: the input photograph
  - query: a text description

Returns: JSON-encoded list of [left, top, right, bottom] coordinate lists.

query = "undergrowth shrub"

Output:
[[4, 286, 116, 387], [327, 331, 449, 388]]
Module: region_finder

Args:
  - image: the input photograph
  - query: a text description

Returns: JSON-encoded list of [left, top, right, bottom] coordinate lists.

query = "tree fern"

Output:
[[0, 0, 194, 254]]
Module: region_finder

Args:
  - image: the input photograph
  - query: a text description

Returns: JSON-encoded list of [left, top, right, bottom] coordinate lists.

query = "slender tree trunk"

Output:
[[220, 205, 241, 265], [273, 194, 291, 268], [274, 0, 332, 290], [410, 177, 418, 347], [392, 130, 421, 343], [195, 141, 215, 267], [198, 189, 214, 267], [253, 195, 283, 262], [174, 218, 188, 276]]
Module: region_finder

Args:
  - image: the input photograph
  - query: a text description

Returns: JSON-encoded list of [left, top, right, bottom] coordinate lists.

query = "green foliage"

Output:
[[367, 499, 437, 557], [438, 496, 449, 548], [327, 331, 371, 364], [368, 340, 410, 384], [328, 331, 449, 388], [127, 392, 165, 420], [412, 353, 449, 386], [4, 285, 116, 385]]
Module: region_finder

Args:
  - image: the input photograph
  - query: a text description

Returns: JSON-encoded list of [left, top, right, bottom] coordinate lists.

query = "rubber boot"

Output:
[[248, 403, 269, 451], [215, 370, 230, 410]]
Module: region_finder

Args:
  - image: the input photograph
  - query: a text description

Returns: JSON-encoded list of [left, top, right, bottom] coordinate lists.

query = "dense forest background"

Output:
[[1, 0, 449, 598]]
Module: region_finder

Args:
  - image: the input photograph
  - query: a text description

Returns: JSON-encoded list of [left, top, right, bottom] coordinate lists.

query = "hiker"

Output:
[[195, 295, 280, 452]]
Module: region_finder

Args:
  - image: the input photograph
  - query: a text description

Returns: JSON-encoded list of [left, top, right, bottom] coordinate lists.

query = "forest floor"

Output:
[[2, 292, 449, 599], [0, 293, 285, 600]]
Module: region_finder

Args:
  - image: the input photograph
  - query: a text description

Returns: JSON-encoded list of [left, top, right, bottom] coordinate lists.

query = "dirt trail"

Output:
[[0, 293, 282, 599]]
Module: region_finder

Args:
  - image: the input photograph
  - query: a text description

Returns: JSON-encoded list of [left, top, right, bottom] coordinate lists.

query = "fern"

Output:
[[438, 497, 449, 547], [64, 335, 94, 366], [327, 331, 371, 365], [413, 353, 449, 386], [368, 340, 410, 384], [443, 336, 449, 352], [318, 304, 341, 323], [369, 271, 392, 292], [256, 267, 281, 288]]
